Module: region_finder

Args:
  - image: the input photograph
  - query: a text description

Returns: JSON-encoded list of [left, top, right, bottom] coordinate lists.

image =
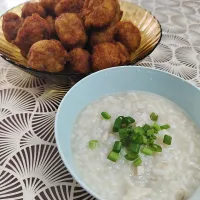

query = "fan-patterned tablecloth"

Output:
[[1, 0, 200, 199]]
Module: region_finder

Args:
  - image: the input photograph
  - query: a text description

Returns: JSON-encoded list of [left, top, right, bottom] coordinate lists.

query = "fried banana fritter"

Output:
[[45, 16, 56, 37], [14, 14, 50, 57], [92, 42, 131, 71], [2, 12, 24, 42], [21, 2, 46, 18], [69, 48, 91, 74], [40, 0, 61, 15], [55, 13, 87, 49], [115, 42, 131, 65], [115, 21, 141, 53], [55, 0, 84, 16], [27, 40, 69, 72], [82, 0, 117, 29], [92, 42, 120, 71]]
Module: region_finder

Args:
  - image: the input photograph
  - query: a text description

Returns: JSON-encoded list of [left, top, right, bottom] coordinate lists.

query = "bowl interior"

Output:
[[0, 0, 161, 76], [55, 66, 200, 199]]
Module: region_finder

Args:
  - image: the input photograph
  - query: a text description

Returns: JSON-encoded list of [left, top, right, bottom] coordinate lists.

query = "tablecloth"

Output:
[[1, 0, 200, 199]]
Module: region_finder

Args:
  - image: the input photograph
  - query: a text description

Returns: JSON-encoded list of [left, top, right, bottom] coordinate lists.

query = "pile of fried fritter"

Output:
[[2, 0, 141, 73]]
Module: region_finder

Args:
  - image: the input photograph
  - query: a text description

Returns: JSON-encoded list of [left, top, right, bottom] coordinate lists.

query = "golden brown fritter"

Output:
[[27, 40, 69, 72], [45, 16, 56, 37], [110, 0, 122, 26], [82, 0, 117, 29], [92, 42, 131, 71], [21, 2, 46, 18], [115, 21, 141, 53], [2, 12, 24, 42], [92, 42, 121, 71], [90, 25, 115, 47], [115, 42, 131, 65], [89, 0, 122, 47], [69, 48, 91, 74], [14, 14, 51, 57], [55, 13, 87, 49], [40, 0, 61, 15], [90, 0, 123, 46], [55, 0, 84, 16]]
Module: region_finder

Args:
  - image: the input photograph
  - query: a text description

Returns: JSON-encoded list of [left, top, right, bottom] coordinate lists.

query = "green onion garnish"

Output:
[[113, 116, 123, 132], [133, 157, 142, 167], [149, 144, 162, 152], [112, 141, 122, 153], [154, 144, 162, 152], [148, 138, 155, 145], [93, 113, 171, 166], [141, 147, 153, 155], [101, 112, 111, 119], [152, 135, 157, 140], [120, 138, 131, 147], [142, 135, 148, 144], [135, 135, 143, 144], [147, 129, 155, 136], [150, 112, 158, 121], [107, 151, 120, 162], [123, 116, 135, 126], [124, 152, 138, 161], [149, 145, 157, 152], [152, 122, 160, 132], [129, 143, 140, 153], [163, 134, 172, 145], [119, 128, 129, 139], [134, 127, 145, 135], [143, 124, 151, 131], [88, 140, 98, 150], [160, 124, 170, 130]]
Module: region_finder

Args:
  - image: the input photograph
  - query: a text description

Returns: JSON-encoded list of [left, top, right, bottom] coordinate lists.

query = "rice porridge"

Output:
[[71, 91, 200, 200]]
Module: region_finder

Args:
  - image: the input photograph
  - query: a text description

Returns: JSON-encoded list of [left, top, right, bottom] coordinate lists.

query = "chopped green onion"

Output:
[[154, 144, 162, 152], [152, 135, 157, 140], [148, 138, 155, 144], [131, 133, 137, 142], [150, 112, 158, 121], [134, 127, 145, 135], [119, 128, 129, 139], [149, 144, 162, 152], [149, 145, 157, 152], [160, 124, 170, 130], [88, 140, 98, 150], [142, 135, 148, 144], [120, 138, 131, 147], [104, 113, 171, 165], [113, 141, 122, 153], [163, 134, 172, 145], [135, 135, 143, 144], [141, 147, 153, 155], [107, 151, 120, 162], [129, 143, 140, 153], [125, 152, 139, 161], [133, 157, 142, 167], [147, 129, 155, 136], [113, 117, 123, 132], [127, 128, 134, 135], [101, 112, 111, 119], [152, 122, 160, 132], [143, 124, 151, 131], [123, 117, 135, 126]]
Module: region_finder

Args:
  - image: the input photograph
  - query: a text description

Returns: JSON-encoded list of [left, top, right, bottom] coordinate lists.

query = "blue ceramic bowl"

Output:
[[55, 66, 200, 200]]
